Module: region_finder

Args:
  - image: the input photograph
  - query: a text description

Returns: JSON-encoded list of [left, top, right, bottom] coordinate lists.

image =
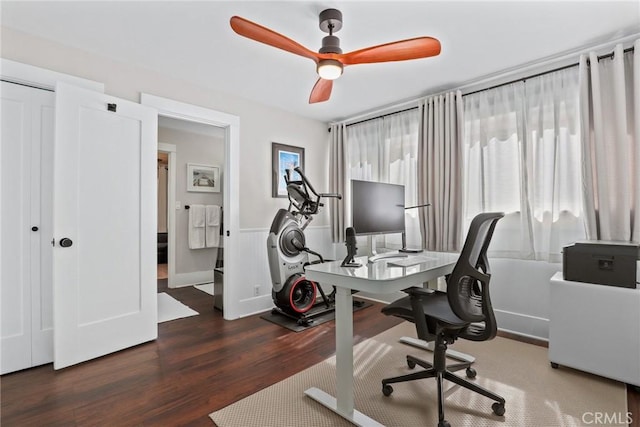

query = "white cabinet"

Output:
[[1, 81, 55, 374], [549, 272, 640, 386]]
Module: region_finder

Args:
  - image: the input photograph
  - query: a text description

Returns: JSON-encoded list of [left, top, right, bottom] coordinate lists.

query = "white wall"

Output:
[[1, 27, 564, 333], [0, 26, 330, 231], [1, 26, 332, 317], [490, 258, 561, 340]]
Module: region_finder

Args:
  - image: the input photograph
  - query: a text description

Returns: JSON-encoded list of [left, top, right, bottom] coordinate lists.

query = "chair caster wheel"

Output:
[[438, 420, 451, 427], [550, 362, 559, 369], [466, 367, 476, 379], [407, 358, 416, 369], [382, 384, 393, 396], [492, 402, 506, 416]]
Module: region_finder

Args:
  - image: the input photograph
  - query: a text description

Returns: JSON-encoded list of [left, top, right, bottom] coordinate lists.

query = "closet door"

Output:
[[0, 81, 54, 374], [53, 82, 158, 369]]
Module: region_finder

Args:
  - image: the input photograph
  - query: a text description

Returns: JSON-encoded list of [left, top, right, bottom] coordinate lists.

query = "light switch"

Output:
[[176, 201, 181, 210]]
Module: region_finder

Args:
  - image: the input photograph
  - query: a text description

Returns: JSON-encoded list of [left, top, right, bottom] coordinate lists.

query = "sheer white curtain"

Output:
[[579, 41, 640, 242], [463, 82, 529, 258], [463, 66, 584, 261], [345, 109, 421, 249], [345, 118, 384, 239], [347, 118, 384, 182], [385, 111, 420, 248], [524, 67, 584, 260]]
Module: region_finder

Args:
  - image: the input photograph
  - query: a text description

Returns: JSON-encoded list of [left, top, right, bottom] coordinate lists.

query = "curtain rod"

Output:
[[344, 106, 420, 128], [329, 40, 637, 132], [464, 46, 634, 97], [327, 105, 419, 132]]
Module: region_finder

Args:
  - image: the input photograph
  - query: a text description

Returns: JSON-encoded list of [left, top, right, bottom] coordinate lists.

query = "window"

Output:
[[462, 67, 585, 261], [346, 109, 421, 249]]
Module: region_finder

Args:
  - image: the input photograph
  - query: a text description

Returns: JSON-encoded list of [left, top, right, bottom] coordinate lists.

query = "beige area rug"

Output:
[[210, 322, 627, 426], [157, 292, 198, 323]]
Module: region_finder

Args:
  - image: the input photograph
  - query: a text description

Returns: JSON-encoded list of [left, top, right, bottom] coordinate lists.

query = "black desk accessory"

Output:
[[341, 227, 362, 267]]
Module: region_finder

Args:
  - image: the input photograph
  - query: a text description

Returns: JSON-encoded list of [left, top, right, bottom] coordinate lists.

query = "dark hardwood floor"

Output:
[[2, 281, 638, 426], [0, 281, 402, 426]]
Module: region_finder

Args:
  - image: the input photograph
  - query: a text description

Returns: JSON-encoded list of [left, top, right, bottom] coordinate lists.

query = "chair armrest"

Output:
[[402, 287, 437, 341]]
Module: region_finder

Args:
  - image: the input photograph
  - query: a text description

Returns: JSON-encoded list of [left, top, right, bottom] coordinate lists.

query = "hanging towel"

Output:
[[205, 205, 221, 248], [188, 204, 206, 249]]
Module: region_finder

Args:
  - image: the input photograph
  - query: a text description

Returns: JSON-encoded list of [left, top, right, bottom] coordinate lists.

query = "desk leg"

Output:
[[335, 286, 354, 414], [304, 286, 384, 427]]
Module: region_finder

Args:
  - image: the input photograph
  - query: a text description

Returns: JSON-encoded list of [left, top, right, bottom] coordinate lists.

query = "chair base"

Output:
[[381, 353, 505, 426], [399, 336, 476, 363]]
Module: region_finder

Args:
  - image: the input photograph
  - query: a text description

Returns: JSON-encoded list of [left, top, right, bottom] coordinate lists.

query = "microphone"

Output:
[[341, 227, 361, 267]]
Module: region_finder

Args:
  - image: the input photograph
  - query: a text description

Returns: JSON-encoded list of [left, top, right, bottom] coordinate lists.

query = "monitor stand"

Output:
[[399, 248, 423, 253], [367, 235, 409, 263], [399, 231, 423, 254]]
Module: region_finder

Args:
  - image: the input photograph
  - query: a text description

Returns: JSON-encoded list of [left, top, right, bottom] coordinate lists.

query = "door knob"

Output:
[[60, 238, 73, 248], [31, 226, 39, 232]]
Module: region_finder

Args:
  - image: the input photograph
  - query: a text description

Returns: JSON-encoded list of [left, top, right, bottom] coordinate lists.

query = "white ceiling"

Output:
[[2, 1, 639, 123]]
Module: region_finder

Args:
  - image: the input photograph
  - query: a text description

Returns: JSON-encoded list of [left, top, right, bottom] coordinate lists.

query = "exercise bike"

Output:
[[267, 167, 358, 326]]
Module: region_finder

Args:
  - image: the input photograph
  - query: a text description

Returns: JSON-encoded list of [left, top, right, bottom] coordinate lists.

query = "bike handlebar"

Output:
[[319, 193, 342, 200], [286, 167, 342, 216]]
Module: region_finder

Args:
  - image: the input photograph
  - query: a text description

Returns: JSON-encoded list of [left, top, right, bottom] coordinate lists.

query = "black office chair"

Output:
[[381, 212, 506, 427]]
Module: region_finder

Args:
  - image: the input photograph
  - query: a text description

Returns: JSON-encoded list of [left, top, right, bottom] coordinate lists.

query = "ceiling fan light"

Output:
[[317, 59, 343, 80]]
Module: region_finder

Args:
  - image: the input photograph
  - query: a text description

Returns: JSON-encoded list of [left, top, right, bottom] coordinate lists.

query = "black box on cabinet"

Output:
[[563, 241, 639, 288]]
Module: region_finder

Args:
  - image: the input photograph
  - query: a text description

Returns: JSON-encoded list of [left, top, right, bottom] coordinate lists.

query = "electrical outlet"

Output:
[[254, 285, 260, 296]]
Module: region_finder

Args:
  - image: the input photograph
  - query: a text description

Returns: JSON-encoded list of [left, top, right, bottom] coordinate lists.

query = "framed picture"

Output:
[[272, 143, 305, 198], [187, 163, 220, 193]]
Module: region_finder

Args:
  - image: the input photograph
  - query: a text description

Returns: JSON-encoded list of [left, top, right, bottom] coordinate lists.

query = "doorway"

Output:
[[157, 117, 225, 294], [141, 93, 240, 320], [157, 151, 169, 281]]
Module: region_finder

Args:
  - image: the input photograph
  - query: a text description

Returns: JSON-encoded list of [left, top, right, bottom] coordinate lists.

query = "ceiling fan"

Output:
[[230, 9, 441, 104]]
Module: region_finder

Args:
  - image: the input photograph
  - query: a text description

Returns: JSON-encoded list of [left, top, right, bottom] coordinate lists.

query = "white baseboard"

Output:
[[172, 270, 214, 288], [498, 327, 549, 344], [237, 294, 274, 318], [494, 309, 549, 341]]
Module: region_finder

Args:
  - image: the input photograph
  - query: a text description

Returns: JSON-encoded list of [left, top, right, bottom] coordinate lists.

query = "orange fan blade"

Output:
[[340, 37, 441, 65], [309, 78, 333, 104], [230, 16, 320, 62]]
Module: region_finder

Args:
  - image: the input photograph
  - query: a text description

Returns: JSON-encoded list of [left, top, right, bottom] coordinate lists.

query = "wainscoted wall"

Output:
[[234, 224, 559, 341], [490, 258, 561, 341], [357, 257, 560, 341], [234, 225, 335, 317], [173, 270, 214, 288]]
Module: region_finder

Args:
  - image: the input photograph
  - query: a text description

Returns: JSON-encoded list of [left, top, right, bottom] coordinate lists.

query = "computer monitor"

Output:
[[351, 179, 405, 236]]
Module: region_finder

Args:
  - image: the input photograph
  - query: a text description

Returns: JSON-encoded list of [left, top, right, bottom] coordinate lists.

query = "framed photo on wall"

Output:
[[187, 163, 220, 193], [272, 143, 305, 198]]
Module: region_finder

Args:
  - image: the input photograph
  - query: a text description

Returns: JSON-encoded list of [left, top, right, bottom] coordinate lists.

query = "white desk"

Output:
[[304, 251, 459, 426]]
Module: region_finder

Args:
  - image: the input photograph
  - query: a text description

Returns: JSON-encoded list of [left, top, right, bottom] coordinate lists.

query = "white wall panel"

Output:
[[490, 258, 560, 340], [233, 225, 333, 317]]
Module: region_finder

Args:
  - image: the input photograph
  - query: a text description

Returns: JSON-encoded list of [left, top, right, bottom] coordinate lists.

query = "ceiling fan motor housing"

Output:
[[320, 35, 342, 54]]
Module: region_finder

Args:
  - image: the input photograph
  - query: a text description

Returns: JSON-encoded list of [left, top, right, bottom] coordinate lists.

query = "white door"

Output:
[[1, 81, 55, 374], [53, 82, 157, 369]]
